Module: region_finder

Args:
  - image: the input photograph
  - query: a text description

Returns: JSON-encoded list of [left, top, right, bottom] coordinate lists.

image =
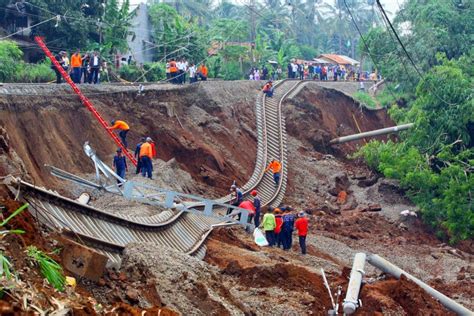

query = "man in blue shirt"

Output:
[[251, 190, 261, 227], [134, 138, 145, 174], [281, 207, 295, 250], [113, 148, 127, 182]]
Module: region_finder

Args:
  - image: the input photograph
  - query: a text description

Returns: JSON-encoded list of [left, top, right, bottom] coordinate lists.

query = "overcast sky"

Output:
[[127, 0, 405, 16]]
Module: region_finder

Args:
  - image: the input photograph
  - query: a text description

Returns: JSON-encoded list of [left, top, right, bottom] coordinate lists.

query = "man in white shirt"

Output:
[[88, 51, 101, 84], [189, 63, 196, 83]]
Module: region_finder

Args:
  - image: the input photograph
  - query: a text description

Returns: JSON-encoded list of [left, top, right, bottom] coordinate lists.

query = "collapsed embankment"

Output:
[[0, 81, 472, 314], [0, 82, 261, 197]]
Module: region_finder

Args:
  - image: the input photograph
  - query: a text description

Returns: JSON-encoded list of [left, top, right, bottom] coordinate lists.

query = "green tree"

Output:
[[102, 0, 133, 55], [357, 55, 474, 243], [149, 3, 206, 62]]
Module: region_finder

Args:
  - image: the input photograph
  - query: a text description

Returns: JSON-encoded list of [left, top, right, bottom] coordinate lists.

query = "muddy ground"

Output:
[[0, 81, 472, 315]]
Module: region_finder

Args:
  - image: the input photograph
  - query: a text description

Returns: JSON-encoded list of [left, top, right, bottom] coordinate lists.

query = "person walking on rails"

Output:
[[265, 159, 282, 185], [294, 211, 309, 254], [139, 138, 153, 179], [108, 120, 130, 149], [113, 148, 127, 182]]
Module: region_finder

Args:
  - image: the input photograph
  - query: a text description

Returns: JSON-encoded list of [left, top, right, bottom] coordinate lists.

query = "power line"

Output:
[[375, 0, 460, 106], [0, 15, 58, 40], [375, 0, 422, 77], [342, 0, 399, 101]]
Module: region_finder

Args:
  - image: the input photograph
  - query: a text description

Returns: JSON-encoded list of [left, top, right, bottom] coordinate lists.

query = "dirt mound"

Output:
[[122, 242, 235, 315], [358, 275, 455, 315], [237, 263, 332, 310]]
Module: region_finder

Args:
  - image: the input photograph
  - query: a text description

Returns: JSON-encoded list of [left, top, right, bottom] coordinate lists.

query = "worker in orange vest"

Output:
[[198, 63, 208, 81], [139, 138, 153, 179], [70, 49, 82, 84], [108, 120, 130, 148], [169, 58, 178, 84], [265, 159, 282, 185]]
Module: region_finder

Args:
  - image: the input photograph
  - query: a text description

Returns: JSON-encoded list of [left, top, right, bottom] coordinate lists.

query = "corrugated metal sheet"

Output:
[[16, 181, 220, 266]]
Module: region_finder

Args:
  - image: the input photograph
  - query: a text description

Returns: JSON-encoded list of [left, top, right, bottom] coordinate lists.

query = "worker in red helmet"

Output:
[[251, 190, 261, 227]]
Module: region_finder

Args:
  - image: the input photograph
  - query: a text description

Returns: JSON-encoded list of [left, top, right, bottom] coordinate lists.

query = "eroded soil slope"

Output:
[[0, 82, 260, 197]]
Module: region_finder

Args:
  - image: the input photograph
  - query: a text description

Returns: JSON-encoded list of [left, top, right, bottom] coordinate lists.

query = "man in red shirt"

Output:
[[294, 211, 309, 254], [238, 200, 255, 223]]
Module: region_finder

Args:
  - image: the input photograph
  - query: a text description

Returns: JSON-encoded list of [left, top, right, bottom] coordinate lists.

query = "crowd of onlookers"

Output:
[[285, 60, 379, 82], [51, 50, 378, 85], [165, 58, 208, 84], [51, 50, 210, 85], [250, 60, 380, 82], [52, 50, 107, 84]]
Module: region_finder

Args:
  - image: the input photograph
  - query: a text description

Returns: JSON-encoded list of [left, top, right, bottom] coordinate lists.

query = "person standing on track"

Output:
[[251, 190, 261, 227], [113, 148, 127, 182], [265, 159, 282, 185], [108, 120, 130, 148], [295, 211, 309, 254], [139, 138, 153, 179]]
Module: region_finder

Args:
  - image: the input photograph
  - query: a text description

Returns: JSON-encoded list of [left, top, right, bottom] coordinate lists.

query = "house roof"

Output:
[[317, 54, 359, 65]]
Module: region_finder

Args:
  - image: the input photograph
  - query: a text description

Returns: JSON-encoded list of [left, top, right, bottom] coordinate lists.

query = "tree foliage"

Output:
[[357, 55, 474, 243]]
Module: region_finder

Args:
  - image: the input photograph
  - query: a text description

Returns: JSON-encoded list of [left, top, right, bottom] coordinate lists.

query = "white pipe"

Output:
[[367, 254, 473, 315], [343, 253, 367, 314], [329, 123, 414, 144]]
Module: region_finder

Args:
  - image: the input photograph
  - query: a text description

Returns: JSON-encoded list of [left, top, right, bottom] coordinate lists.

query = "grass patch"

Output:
[[27, 246, 65, 291], [353, 91, 378, 109]]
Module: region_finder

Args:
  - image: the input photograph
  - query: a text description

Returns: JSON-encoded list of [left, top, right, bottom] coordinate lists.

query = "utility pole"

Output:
[[249, 0, 256, 63], [249, 0, 256, 43]]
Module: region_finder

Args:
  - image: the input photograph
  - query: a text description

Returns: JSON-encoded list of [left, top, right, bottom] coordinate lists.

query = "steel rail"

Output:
[[11, 79, 305, 263]]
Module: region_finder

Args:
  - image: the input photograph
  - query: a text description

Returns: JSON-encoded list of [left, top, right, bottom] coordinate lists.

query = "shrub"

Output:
[[15, 60, 55, 83], [27, 246, 65, 291], [221, 61, 243, 80], [119, 62, 165, 82], [0, 40, 23, 82]]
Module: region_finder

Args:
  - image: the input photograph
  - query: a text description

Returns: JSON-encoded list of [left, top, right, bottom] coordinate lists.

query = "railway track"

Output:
[[8, 79, 304, 266]]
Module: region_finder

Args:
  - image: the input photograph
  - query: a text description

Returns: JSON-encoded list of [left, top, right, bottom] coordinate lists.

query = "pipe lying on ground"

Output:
[[367, 254, 473, 315], [329, 123, 414, 145], [343, 253, 367, 315]]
